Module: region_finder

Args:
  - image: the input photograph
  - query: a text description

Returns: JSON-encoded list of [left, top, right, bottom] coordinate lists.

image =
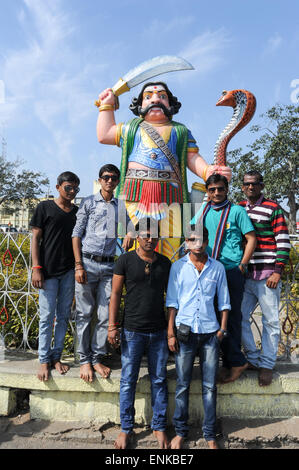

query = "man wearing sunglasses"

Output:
[[108, 218, 171, 449], [30, 171, 80, 381], [166, 226, 230, 449], [239, 170, 290, 386], [72, 164, 133, 383], [192, 174, 256, 384]]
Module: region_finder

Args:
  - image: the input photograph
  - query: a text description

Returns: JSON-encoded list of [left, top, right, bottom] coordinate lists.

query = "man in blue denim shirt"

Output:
[[191, 174, 256, 384], [72, 164, 132, 382], [166, 226, 230, 449]]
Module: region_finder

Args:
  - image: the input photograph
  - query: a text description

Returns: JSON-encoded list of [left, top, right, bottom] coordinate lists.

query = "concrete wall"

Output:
[[0, 359, 298, 423]]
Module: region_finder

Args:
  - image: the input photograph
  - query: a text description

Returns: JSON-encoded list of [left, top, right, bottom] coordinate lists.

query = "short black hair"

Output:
[[186, 225, 209, 241], [135, 217, 160, 238], [205, 173, 228, 189], [129, 81, 182, 117], [57, 171, 80, 186], [243, 170, 263, 183], [99, 164, 120, 179]]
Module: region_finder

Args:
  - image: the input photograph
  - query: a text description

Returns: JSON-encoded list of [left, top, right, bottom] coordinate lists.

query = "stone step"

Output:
[[0, 351, 298, 423]]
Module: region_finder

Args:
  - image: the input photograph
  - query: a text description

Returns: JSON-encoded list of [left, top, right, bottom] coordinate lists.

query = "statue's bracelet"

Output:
[[99, 104, 115, 112]]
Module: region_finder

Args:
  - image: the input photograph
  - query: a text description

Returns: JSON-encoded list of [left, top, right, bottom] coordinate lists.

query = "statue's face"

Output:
[[141, 85, 171, 122]]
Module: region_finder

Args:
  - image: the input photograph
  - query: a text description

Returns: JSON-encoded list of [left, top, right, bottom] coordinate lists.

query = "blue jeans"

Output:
[[218, 267, 247, 368], [75, 258, 113, 365], [38, 269, 75, 364], [120, 328, 169, 433], [173, 332, 219, 441], [241, 278, 281, 370]]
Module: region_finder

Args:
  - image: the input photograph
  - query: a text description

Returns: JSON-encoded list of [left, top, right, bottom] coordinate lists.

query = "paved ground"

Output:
[[1, 348, 299, 452], [1, 407, 299, 450]]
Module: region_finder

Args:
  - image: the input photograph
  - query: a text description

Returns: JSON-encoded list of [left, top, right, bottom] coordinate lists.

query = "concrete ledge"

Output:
[[0, 387, 17, 416], [0, 352, 298, 423]]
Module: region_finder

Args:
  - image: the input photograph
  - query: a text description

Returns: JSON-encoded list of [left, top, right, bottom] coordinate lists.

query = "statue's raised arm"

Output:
[[95, 56, 232, 258]]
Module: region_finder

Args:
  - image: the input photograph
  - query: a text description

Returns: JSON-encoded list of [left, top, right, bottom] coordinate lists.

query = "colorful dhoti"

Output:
[[123, 172, 183, 260]]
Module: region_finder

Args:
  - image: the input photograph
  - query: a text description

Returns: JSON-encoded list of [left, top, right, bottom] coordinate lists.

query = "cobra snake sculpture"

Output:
[[214, 89, 257, 166]]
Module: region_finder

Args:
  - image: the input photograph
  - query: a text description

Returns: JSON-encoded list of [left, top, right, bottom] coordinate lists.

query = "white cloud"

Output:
[[1, 0, 108, 169], [144, 16, 195, 37], [263, 33, 283, 55], [178, 29, 231, 78], [23, 0, 74, 47]]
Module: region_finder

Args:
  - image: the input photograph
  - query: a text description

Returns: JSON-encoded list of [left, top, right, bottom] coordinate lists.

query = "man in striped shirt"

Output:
[[239, 170, 291, 386]]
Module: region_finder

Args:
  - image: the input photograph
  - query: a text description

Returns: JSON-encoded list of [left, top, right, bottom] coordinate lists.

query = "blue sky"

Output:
[[0, 0, 298, 197]]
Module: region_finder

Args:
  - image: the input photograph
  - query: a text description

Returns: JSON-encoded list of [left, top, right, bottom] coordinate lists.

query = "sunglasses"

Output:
[[64, 185, 80, 194], [100, 175, 119, 182], [138, 234, 159, 240], [207, 186, 226, 193], [243, 182, 261, 187]]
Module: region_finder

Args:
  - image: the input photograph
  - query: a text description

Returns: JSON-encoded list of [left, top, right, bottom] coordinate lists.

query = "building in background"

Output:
[[0, 180, 102, 231]]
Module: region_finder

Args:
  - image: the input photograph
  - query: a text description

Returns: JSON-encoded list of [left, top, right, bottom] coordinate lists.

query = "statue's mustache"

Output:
[[138, 103, 172, 118]]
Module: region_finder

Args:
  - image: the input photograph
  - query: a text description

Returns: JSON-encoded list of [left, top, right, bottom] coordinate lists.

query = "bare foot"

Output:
[[52, 360, 70, 375], [207, 439, 219, 449], [37, 363, 50, 381], [153, 430, 169, 449], [170, 435, 185, 449], [93, 362, 111, 379], [114, 431, 130, 449], [217, 366, 230, 383], [258, 368, 273, 386], [222, 363, 248, 383], [80, 363, 94, 382]]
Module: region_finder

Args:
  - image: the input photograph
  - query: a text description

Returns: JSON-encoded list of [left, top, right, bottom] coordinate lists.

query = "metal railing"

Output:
[[0, 232, 298, 362]]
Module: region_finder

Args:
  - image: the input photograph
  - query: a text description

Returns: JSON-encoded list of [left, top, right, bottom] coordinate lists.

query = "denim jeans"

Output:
[[173, 332, 219, 441], [75, 257, 113, 365], [241, 278, 281, 370], [217, 267, 247, 368], [120, 328, 169, 433], [38, 269, 75, 364]]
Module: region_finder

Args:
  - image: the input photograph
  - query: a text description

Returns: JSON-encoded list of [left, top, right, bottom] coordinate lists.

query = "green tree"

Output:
[[227, 104, 299, 234], [0, 154, 49, 211]]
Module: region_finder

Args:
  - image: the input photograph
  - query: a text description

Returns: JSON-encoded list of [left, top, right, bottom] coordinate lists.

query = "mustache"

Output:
[[138, 103, 173, 118]]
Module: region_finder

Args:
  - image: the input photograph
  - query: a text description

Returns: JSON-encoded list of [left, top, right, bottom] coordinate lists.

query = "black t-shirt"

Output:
[[30, 200, 78, 279], [114, 250, 171, 333]]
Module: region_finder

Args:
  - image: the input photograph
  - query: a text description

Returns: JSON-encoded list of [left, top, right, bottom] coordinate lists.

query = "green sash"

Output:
[[115, 118, 190, 203]]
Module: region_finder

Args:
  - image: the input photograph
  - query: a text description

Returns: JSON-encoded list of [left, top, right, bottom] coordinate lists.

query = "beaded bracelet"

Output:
[[32, 266, 43, 269]]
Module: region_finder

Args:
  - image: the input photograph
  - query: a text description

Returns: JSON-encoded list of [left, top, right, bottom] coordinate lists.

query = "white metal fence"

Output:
[[0, 232, 298, 362]]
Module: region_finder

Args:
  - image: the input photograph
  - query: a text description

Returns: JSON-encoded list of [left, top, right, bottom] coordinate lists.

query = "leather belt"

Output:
[[126, 168, 178, 182], [83, 253, 114, 263]]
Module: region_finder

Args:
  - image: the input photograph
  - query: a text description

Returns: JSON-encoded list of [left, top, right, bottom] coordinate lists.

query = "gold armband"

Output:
[[115, 123, 124, 147], [98, 104, 115, 112], [203, 164, 209, 182]]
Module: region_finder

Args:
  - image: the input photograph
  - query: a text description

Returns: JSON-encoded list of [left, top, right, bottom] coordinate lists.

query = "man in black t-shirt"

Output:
[[108, 218, 171, 450], [30, 171, 80, 381]]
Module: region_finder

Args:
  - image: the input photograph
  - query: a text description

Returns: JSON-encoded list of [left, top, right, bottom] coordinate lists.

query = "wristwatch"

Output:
[[219, 328, 228, 337], [240, 263, 248, 273]]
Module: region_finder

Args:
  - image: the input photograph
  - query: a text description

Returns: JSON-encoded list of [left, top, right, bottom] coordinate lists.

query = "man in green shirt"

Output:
[[192, 174, 256, 383]]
